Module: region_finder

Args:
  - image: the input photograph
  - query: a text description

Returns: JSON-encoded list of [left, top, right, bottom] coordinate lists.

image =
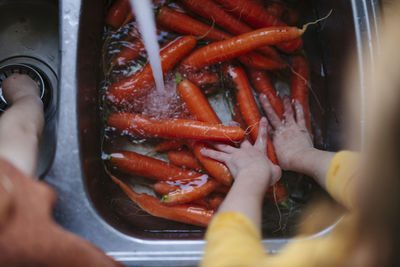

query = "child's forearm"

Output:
[[217, 172, 265, 229], [289, 148, 336, 189]]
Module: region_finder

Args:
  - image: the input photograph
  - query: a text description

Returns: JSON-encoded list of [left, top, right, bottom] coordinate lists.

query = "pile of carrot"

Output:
[[103, 0, 314, 227]]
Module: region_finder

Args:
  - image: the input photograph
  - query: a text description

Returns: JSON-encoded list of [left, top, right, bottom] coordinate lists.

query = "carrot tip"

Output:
[[176, 72, 184, 84], [161, 195, 168, 203]]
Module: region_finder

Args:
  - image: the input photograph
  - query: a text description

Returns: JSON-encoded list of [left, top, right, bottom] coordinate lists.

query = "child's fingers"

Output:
[[214, 143, 237, 153], [294, 100, 306, 129], [259, 94, 282, 129], [200, 148, 229, 163], [255, 117, 268, 153], [283, 96, 295, 124]]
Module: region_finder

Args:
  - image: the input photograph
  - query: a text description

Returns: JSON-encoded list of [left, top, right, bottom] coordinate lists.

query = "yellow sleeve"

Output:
[[201, 212, 266, 267], [325, 151, 360, 209]]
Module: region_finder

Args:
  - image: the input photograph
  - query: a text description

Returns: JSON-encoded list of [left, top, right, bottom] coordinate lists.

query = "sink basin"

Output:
[[45, 0, 380, 266], [0, 0, 59, 178]]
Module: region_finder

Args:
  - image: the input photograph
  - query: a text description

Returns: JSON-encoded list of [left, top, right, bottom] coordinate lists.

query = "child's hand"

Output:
[[259, 94, 313, 171], [200, 117, 281, 194], [2, 74, 40, 104]]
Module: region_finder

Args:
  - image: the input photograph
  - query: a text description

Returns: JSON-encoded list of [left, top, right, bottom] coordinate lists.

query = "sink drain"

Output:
[[0, 63, 45, 112]]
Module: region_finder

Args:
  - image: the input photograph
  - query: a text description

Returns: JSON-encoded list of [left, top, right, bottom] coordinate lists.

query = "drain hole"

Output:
[[0, 63, 50, 113]]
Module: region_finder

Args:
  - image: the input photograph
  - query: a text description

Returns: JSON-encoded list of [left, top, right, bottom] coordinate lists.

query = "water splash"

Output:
[[129, 0, 165, 93]]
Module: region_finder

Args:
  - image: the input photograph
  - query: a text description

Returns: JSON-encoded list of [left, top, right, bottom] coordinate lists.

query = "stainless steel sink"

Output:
[[41, 0, 380, 266], [0, 0, 59, 178]]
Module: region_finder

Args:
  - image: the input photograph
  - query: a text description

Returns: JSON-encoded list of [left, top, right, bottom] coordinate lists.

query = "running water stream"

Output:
[[129, 0, 165, 93]]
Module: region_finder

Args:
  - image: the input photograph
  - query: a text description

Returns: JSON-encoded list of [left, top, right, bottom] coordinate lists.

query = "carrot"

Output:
[[248, 69, 284, 120], [158, 7, 284, 70], [108, 113, 245, 141], [110, 174, 214, 227], [180, 0, 282, 62], [266, 2, 285, 18], [175, 79, 234, 186], [224, 64, 261, 141], [184, 70, 220, 94], [223, 64, 280, 165], [106, 0, 130, 28], [153, 180, 179, 195], [113, 38, 146, 66], [181, 26, 304, 72], [122, 11, 134, 26], [168, 150, 203, 171], [110, 151, 202, 181], [156, 7, 231, 41], [267, 3, 299, 26], [153, 140, 185, 152], [208, 193, 225, 210], [214, 0, 303, 53], [192, 198, 209, 207], [215, 184, 230, 194], [192, 142, 233, 186], [238, 53, 286, 70], [177, 79, 220, 124], [291, 55, 311, 133], [161, 176, 219, 205], [107, 36, 196, 106], [181, 0, 254, 37], [266, 181, 287, 203]]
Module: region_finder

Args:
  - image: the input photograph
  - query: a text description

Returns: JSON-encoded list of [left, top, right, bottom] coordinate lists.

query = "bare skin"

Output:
[[201, 117, 281, 229], [0, 74, 44, 176], [259, 94, 335, 188], [201, 94, 335, 228]]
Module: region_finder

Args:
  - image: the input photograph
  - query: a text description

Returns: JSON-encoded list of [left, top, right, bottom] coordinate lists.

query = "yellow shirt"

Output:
[[201, 151, 360, 267]]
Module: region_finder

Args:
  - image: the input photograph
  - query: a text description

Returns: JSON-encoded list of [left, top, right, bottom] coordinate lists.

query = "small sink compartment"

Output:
[[0, 0, 59, 178]]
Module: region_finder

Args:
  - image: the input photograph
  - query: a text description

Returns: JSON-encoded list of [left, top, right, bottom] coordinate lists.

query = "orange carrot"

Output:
[[168, 150, 203, 171], [223, 64, 279, 165], [224, 64, 261, 141], [215, 184, 230, 194], [214, 0, 303, 53], [184, 70, 220, 94], [181, 0, 253, 37], [180, 0, 282, 62], [181, 26, 304, 72], [158, 7, 284, 70], [110, 174, 214, 227], [208, 193, 225, 210], [153, 140, 185, 152], [156, 7, 231, 41], [248, 69, 284, 120], [177, 79, 220, 124], [106, 0, 130, 28], [113, 38, 146, 66], [153, 181, 179, 195], [175, 79, 234, 186], [107, 36, 196, 106], [161, 176, 219, 205], [267, 3, 299, 26], [108, 113, 245, 141], [110, 151, 202, 181], [192, 142, 233, 186], [291, 55, 311, 133]]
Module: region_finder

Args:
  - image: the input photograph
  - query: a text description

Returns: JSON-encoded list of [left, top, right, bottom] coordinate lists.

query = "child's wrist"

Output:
[[287, 147, 317, 173]]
